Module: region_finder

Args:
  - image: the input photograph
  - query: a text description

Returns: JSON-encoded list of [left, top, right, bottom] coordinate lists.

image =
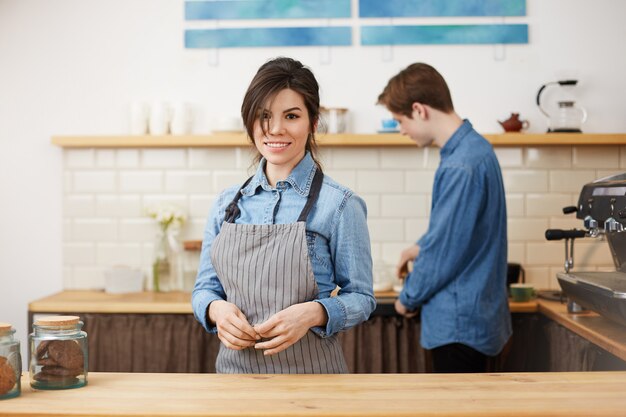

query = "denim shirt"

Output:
[[192, 152, 376, 338], [399, 120, 512, 356]]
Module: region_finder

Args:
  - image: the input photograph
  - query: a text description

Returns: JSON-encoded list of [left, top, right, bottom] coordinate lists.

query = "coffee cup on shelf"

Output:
[[379, 118, 399, 132], [129, 102, 150, 135], [170, 102, 192, 135], [149, 102, 171, 135]]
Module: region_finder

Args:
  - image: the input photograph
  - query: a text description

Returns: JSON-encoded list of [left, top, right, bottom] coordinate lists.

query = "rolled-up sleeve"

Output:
[[313, 194, 376, 337], [191, 194, 227, 334]]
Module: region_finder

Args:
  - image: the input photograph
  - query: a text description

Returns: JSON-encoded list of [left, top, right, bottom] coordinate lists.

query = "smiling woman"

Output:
[[252, 89, 311, 185], [191, 57, 376, 374], [241, 57, 322, 179]]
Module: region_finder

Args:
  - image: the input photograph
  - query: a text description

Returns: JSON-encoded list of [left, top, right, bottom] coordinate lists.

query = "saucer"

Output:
[[377, 129, 400, 133]]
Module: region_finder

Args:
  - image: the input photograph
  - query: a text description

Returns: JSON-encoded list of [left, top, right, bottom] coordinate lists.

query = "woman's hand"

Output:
[[396, 244, 420, 279], [208, 300, 259, 350], [253, 302, 326, 356]]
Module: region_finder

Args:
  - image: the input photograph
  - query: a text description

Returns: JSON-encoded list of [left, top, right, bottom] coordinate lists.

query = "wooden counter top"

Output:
[[28, 290, 537, 314], [538, 299, 626, 362], [3, 372, 626, 416], [29, 290, 194, 314]]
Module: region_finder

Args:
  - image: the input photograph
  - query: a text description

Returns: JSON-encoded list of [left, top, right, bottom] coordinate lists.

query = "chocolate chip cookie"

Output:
[[47, 340, 84, 370], [41, 365, 83, 377], [0, 356, 16, 395], [32, 372, 78, 386]]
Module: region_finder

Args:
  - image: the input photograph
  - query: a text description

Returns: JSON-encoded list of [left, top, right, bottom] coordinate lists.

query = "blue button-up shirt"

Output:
[[399, 120, 512, 356], [192, 152, 376, 338]]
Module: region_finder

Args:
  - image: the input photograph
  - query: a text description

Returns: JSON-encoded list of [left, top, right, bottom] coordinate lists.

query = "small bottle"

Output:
[[29, 316, 88, 390], [0, 322, 21, 400]]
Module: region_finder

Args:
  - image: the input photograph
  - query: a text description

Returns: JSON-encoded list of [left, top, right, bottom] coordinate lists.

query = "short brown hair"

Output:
[[241, 57, 321, 169], [377, 63, 454, 117]]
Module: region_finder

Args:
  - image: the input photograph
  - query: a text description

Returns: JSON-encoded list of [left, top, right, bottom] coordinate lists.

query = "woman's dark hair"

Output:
[[241, 57, 322, 169], [377, 63, 454, 117]]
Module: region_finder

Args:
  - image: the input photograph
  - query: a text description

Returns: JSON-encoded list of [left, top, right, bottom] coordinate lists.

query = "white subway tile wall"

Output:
[[62, 146, 625, 290]]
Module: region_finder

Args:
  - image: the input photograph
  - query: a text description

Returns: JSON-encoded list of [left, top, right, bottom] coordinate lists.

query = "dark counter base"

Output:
[[28, 310, 626, 373]]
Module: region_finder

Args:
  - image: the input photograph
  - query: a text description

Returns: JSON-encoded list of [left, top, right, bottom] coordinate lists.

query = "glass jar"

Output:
[[551, 100, 588, 132], [0, 323, 21, 400], [29, 316, 88, 390], [152, 227, 183, 292], [319, 107, 348, 134]]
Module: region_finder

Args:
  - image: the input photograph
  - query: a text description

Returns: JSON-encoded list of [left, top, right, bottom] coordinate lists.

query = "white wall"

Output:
[[2, 0, 626, 362]]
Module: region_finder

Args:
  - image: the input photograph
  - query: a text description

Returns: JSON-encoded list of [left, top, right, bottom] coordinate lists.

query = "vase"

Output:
[[152, 228, 183, 292]]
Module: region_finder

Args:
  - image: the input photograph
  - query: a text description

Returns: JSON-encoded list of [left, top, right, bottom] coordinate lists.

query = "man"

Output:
[[378, 63, 511, 373]]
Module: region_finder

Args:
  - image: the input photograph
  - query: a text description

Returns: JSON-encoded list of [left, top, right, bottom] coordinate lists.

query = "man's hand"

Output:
[[396, 244, 420, 278], [395, 298, 418, 318], [208, 300, 259, 350], [253, 302, 326, 356]]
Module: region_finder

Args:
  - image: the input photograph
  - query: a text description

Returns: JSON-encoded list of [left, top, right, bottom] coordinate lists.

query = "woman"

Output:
[[192, 57, 375, 373]]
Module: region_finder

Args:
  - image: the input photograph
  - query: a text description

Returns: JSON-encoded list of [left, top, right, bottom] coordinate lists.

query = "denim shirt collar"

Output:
[[440, 119, 473, 159], [240, 152, 317, 197]]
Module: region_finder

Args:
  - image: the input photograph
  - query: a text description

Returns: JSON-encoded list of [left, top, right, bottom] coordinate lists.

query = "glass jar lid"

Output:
[[0, 322, 12, 335], [34, 316, 80, 328]]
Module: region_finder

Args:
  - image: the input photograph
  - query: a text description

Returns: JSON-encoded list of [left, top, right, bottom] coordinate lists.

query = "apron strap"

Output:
[[297, 169, 324, 223], [223, 176, 253, 223]]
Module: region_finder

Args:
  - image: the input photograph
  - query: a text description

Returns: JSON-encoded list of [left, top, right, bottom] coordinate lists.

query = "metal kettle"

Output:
[[536, 80, 587, 133]]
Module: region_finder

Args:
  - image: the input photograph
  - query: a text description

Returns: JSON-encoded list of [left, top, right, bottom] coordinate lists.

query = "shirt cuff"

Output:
[[399, 290, 420, 312], [311, 298, 346, 338], [192, 291, 224, 334]]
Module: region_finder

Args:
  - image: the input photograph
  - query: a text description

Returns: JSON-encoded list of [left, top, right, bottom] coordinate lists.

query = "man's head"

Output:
[[377, 63, 456, 147], [377, 63, 454, 117]]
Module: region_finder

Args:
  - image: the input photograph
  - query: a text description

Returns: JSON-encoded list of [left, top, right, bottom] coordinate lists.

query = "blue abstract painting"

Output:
[[185, 27, 352, 48], [359, 0, 525, 17], [361, 24, 528, 45], [186, 0, 351, 20]]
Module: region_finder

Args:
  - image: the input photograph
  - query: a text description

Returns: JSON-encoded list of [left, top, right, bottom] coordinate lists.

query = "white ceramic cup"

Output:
[[149, 102, 171, 135], [170, 102, 192, 135], [217, 114, 243, 132], [130, 102, 150, 135]]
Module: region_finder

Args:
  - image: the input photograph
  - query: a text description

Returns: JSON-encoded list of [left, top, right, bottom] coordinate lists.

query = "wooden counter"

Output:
[[28, 290, 538, 314], [29, 292, 626, 361], [27, 291, 626, 374], [28, 290, 194, 314], [3, 372, 626, 416], [538, 300, 626, 362]]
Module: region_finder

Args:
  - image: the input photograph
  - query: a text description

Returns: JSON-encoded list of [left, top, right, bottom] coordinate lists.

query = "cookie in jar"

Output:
[[0, 322, 21, 400], [29, 316, 88, 390]]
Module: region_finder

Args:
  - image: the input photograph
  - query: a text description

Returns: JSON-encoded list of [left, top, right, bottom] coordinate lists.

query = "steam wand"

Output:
[[544, 227, 587, 312]]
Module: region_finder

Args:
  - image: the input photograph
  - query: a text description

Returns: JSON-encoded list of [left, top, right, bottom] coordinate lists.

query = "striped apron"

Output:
[[211, 169, 347, 374]]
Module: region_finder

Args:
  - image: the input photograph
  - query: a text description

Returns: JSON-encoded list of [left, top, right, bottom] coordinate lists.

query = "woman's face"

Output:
[[253, 88, 312, 176]]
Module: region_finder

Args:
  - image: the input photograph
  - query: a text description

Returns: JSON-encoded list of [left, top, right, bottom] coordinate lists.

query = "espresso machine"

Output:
[[545, 173, 626, 326]]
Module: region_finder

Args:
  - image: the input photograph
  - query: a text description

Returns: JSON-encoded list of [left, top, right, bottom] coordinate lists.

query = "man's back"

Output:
[[410, 120, 512, 356]]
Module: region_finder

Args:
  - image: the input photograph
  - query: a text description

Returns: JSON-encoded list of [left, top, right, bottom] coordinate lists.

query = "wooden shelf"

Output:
[[51, 133, 626, 148]]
